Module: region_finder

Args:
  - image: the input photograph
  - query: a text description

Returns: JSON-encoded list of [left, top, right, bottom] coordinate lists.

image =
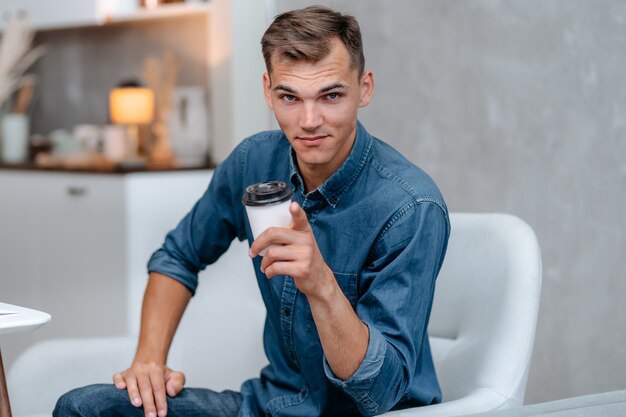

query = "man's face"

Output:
[[263, 39, 374, 183]]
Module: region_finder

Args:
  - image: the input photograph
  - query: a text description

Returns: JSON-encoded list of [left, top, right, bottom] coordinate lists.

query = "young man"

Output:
[[54, 6, 449, 417]]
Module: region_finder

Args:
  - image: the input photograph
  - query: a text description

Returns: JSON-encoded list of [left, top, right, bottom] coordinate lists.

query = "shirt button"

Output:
[[283, 307, 291, 317]]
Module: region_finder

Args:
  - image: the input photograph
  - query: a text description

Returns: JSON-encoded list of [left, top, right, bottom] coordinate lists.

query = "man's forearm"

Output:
[[134, 272, 192, 364], [308, 277, 369, 381]]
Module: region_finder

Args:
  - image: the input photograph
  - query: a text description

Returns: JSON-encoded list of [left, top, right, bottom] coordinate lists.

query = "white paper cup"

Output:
[[242, 181, 293, 256]]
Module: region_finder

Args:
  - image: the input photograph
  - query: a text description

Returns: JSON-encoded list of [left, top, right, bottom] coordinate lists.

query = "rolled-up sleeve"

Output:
[[147, 140, 248, 295], [324, 200, 449, 415], [323, 323, 388, 410]]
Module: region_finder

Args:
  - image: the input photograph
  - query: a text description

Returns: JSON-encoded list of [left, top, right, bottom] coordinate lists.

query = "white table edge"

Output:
[[0, 302, 51, 336]]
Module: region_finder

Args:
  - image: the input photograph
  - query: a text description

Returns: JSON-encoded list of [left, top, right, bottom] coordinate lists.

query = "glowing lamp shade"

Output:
[[109, 87, 154, 124], [109, 87, 154, 159]]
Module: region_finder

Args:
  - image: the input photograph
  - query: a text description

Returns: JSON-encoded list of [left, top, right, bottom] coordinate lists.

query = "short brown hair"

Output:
[[261, 6, 365, 79]]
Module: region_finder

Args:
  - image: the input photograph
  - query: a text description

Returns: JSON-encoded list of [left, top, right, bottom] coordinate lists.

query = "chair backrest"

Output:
[[428, 213, 542, 407], [166, 238, 269, 391]]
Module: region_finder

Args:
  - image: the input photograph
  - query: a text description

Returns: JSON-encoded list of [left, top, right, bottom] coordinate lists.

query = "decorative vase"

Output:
[[1, 113, 29, 164], [150, 115, 174, 166]]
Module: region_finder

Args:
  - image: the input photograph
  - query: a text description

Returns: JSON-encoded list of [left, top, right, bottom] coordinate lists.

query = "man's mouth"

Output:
[[297, 135, 328, 146]]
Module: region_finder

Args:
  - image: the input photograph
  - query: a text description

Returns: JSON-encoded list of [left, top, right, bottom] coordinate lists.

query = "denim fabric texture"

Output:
[[148, 121, 450, 416], [53, 384, 242, 417]]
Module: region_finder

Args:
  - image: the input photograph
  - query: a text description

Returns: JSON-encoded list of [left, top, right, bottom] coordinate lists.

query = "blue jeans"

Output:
[[53, 384, 242, 417]]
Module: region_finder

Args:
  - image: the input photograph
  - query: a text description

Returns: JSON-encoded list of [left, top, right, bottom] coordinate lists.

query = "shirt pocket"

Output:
[[303, 271, 357, 315], [333, 271, 358, 308]]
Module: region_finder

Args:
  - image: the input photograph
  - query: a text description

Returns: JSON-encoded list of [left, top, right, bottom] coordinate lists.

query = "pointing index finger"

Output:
[[289, 202, 309, 231]]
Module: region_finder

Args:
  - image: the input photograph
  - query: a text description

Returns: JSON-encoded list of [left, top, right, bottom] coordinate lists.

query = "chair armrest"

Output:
[[8, 336, 136, 416], [380, 388, 510, 417], [467, 389, 626, 417]]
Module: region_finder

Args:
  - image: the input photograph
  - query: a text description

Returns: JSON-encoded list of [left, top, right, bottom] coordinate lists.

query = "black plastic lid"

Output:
[[242, 181, 293, 207]]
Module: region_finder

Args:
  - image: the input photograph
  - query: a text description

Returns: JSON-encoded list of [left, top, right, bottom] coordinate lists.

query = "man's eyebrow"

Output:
[[273, 84, 296, 93], [272, 83, 348, 94], [318, 83, 348, 94]]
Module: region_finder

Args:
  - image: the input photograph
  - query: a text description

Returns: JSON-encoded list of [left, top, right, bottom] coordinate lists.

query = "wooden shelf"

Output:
[[104, 2, 211, 25]]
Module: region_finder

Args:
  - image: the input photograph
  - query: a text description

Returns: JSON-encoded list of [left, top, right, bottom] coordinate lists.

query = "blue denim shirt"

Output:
[[148, 122, 450, 416]]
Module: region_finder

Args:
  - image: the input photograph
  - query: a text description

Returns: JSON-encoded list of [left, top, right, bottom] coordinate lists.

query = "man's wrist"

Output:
[[133, 345, 168, 365], [133, 356, 166, 364], [307, 265, 343, 306]]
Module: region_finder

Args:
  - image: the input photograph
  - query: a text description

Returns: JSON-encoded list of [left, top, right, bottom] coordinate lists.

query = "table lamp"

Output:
[[109, 82, 154, 160]]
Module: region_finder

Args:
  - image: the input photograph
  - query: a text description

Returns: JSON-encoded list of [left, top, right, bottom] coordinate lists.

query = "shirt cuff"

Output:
[[323, 322, 387, 387], [147, 249, 199, 295]]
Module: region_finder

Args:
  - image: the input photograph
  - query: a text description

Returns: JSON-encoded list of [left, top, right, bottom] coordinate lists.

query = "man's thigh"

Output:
[[54, 383, 242, 417]]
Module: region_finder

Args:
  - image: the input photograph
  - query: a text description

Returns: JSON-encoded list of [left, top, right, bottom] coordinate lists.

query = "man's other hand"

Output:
[[113, 362, 185, 417]]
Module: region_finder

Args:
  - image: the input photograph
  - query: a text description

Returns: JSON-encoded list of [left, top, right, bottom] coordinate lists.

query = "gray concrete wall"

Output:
[[275, 0, 626, 405]]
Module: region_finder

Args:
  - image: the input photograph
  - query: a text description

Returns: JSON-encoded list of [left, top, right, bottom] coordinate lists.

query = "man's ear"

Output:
[[358, 70, 374, 108], [263, 72, 274, 110]]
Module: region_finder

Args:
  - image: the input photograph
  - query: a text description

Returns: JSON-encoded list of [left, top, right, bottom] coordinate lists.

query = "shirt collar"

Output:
[[289, 121, 373, 208]]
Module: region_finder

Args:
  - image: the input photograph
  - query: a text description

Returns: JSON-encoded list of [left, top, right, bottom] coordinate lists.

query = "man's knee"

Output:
[[53, 384, 135, 417]]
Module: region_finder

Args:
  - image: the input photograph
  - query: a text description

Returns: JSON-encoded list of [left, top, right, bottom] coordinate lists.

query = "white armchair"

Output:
[[8, 213, 542, 417], [382, 213, 542, 416]]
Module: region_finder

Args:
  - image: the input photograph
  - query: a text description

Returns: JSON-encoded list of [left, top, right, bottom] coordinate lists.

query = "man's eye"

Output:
[[282, 94, 296, 102], [326, 92, 341, 100]]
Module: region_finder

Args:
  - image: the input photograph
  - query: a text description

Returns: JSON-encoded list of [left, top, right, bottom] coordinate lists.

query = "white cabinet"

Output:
[[0, 169, 213, 368]]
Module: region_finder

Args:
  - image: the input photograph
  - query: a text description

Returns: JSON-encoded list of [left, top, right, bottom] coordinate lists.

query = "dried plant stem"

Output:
[[0, 17, 45, 111], [142, 53, 180, 164]]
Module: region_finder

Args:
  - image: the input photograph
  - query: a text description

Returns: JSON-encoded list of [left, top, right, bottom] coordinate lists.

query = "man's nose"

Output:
[[299, 102, 322, 131]]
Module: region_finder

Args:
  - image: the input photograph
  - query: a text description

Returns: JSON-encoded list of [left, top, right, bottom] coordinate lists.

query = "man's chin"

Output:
[[295, 152, 330, 168]]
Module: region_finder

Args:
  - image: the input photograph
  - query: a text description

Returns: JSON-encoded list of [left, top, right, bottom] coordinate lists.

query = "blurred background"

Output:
[[0, 0, 624, 406]]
